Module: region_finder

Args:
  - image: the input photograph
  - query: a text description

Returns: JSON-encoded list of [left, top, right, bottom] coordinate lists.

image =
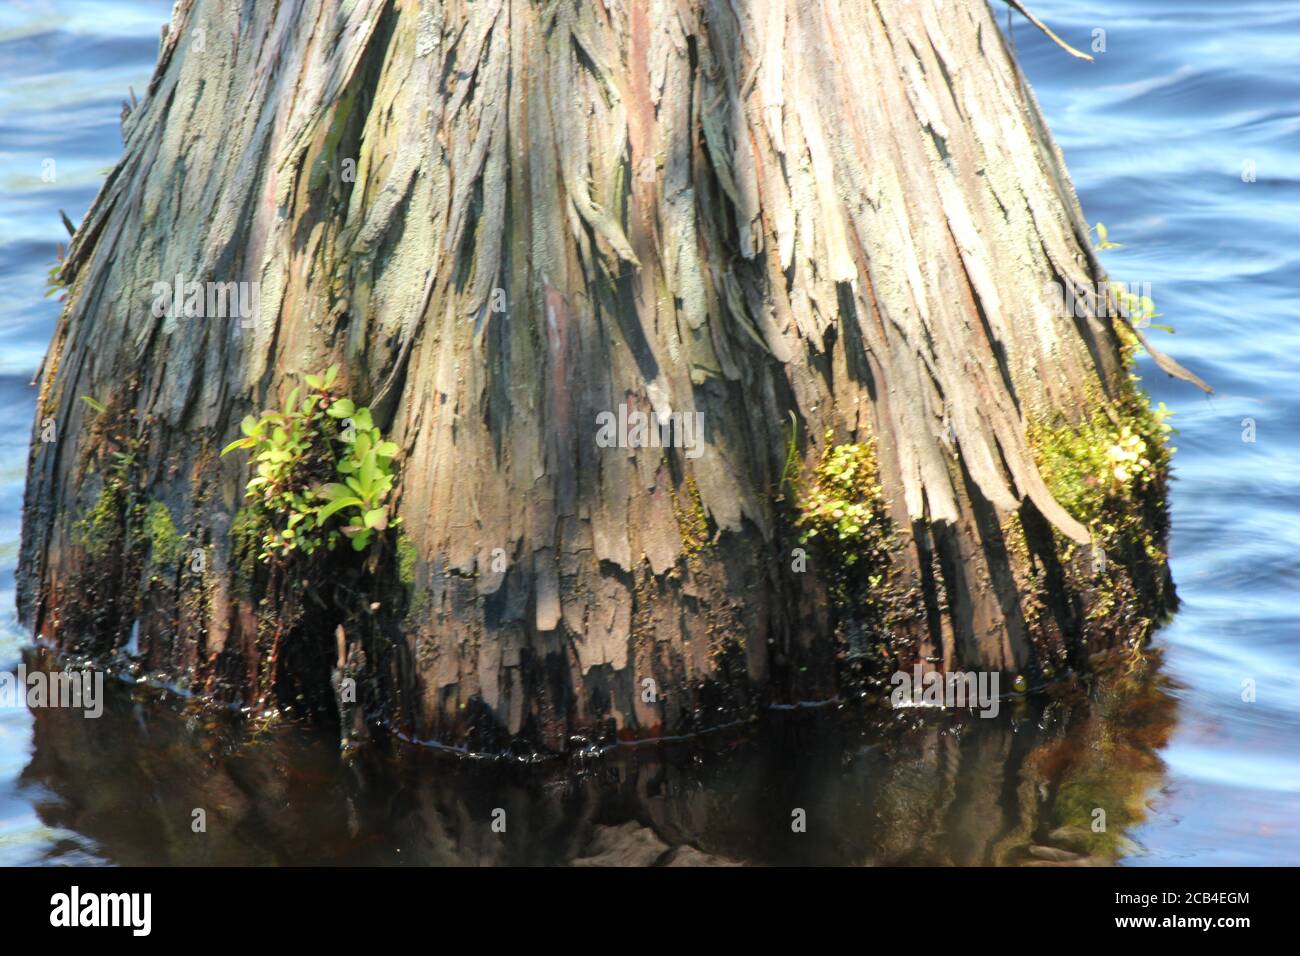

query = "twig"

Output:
[[1128, 321, 1213, 394], [999, 0, 1094, 62]]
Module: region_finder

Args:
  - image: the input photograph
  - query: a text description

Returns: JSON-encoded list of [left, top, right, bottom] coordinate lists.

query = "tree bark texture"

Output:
[[21, 0, 1173, 751]]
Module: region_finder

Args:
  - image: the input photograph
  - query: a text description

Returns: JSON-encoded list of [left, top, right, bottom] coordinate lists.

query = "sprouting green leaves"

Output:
[[1110, 284, 1175, 336], [219, 365, 400, 560], [303, 365, 337, 391], [79, 395, 107, 415], [317, 495, 364, 523], [1093, 221, 1122, 251], [45, 244, 69, 300], [327, 396, 399, 552]]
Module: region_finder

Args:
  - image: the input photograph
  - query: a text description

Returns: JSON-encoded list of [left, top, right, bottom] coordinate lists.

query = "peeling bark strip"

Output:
[[21, 0, 1179, 752]]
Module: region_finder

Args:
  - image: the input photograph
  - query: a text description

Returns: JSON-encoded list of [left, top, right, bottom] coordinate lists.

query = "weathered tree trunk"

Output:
[[21, 0, 1181, 752]]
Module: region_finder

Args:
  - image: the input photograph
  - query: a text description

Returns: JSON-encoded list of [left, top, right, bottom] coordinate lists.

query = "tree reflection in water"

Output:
[[20, 650, 1175, 866]]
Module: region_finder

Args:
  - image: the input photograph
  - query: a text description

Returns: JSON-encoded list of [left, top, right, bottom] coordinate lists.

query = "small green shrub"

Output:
[[1035, 414, 1142, 525], [221, 365, 400, 560]]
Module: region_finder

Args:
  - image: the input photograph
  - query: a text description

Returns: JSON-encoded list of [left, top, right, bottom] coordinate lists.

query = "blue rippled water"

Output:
[[0, 0, 176, 864], [0, 1, 1296, 865], [1013, 0, 1300, 864]]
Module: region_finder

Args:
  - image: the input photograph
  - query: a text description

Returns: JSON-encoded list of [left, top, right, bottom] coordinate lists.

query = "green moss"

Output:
[[144, 501, 185, 570], [230, 506, 264, 586], [1029, 392, 1173, 557], [1025, 365, 1178, 647], [72, 441, 141, 559], [672, 476, 711, 558], [73, 480, 128, 559], [794, 436, 893, 606], [392, 531, 434, 624], [1031, 410, 1124, 529], [396, 532, 418, 587]]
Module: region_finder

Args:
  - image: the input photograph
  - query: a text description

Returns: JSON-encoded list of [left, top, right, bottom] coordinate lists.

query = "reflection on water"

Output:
[[1016, 0, 1300, 866], [17, 650, 1174, 866]]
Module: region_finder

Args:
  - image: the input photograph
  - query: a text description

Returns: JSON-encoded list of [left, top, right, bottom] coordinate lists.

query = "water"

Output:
[[1008, 0, 1300, 866], [1, 1, 1297, 865]]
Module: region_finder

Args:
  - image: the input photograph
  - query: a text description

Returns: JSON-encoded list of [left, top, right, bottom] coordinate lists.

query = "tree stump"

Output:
[[21, 0, 1187, 751]]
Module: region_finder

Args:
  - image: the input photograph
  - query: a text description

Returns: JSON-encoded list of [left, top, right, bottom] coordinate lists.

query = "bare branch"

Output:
[[999, 0, 1095, 62], [1129, 322, 1214, 394]]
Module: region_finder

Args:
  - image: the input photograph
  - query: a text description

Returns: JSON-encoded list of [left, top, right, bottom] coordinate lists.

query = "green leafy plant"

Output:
[[316, 396, 400, 552], [221, 365, 400, 560], [143, 500, 185, 570]]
